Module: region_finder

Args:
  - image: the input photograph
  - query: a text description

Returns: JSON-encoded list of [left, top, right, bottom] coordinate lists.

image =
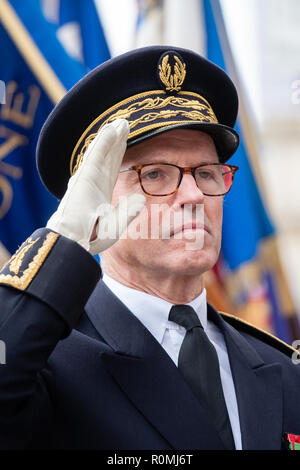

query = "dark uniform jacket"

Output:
[[0, 228, 299, 450]]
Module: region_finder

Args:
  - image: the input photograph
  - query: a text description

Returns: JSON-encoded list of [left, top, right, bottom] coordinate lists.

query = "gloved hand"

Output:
[[47, 119, 146, 254]]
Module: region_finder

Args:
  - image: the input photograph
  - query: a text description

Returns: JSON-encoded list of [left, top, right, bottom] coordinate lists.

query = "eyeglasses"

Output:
[[119, 162, 239, 197]]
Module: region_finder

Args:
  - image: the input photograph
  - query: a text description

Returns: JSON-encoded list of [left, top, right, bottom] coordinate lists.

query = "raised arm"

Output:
[[0, 119, 145, 448]]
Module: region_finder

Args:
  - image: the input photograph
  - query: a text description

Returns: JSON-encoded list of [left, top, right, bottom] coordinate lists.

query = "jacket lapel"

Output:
[[208, 304, 283, 450], [84, 281, 283, 450], [84, 280, 225, 450]]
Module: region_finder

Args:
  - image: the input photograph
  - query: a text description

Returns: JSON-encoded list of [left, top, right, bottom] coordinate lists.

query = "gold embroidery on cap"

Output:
[[158, 54, 186, 92], [106, 95, 216, 124], [70, 90, 218, 175], [71, 94, 218, 175], [72, 134, 96, 174], [128, 109, 214, 129], [0, 232, 58, 290]]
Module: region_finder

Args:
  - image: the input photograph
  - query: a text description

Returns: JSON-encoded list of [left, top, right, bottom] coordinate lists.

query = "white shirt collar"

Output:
[[102, 273, 207, 345]]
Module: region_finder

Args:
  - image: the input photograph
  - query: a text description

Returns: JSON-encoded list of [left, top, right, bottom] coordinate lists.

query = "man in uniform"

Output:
[[0, 46, 299, 450]]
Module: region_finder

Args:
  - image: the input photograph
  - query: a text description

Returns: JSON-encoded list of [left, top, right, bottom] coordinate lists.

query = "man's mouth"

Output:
[[170, 221, 209, 237]]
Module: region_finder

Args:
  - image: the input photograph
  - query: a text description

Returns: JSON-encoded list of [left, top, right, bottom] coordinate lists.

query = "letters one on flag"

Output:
[[0, 0, 110, 255]]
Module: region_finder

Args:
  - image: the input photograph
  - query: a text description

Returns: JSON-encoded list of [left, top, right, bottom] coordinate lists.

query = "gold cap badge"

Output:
[[158, 52, 186, 94]]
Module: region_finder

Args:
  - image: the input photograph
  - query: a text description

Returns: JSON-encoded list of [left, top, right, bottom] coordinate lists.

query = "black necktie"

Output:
[[169, 304, 235, 450]]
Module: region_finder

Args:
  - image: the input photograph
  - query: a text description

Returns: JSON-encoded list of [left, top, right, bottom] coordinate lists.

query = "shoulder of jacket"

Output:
[[219, 311, 297, 358]]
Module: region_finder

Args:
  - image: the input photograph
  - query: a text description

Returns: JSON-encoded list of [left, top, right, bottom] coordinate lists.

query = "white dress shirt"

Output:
[[102, 272, 242, 450]]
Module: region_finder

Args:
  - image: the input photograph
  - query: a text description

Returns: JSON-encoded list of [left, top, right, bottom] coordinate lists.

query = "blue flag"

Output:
[[47, 0, 110, 69], [0, 0, 109, 255], [203, 0, 274, 269], [202, 0, 294, 341]]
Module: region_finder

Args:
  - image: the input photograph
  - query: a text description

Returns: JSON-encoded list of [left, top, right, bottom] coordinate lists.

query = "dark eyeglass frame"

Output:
[[119, 162, 239, 197]]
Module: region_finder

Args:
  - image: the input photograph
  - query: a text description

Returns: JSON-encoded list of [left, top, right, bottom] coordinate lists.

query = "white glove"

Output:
[[47, 119, 146, 254]]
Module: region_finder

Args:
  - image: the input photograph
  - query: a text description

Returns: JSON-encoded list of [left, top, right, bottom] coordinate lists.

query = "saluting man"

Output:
[[0, 46, 299, 450]]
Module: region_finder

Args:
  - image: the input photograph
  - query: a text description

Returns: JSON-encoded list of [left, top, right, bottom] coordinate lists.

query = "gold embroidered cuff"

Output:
[[0, 231, 58, 291]]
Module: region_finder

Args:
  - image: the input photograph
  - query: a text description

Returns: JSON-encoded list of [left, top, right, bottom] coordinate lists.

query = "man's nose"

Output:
[[174, 170, 205, 205]]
